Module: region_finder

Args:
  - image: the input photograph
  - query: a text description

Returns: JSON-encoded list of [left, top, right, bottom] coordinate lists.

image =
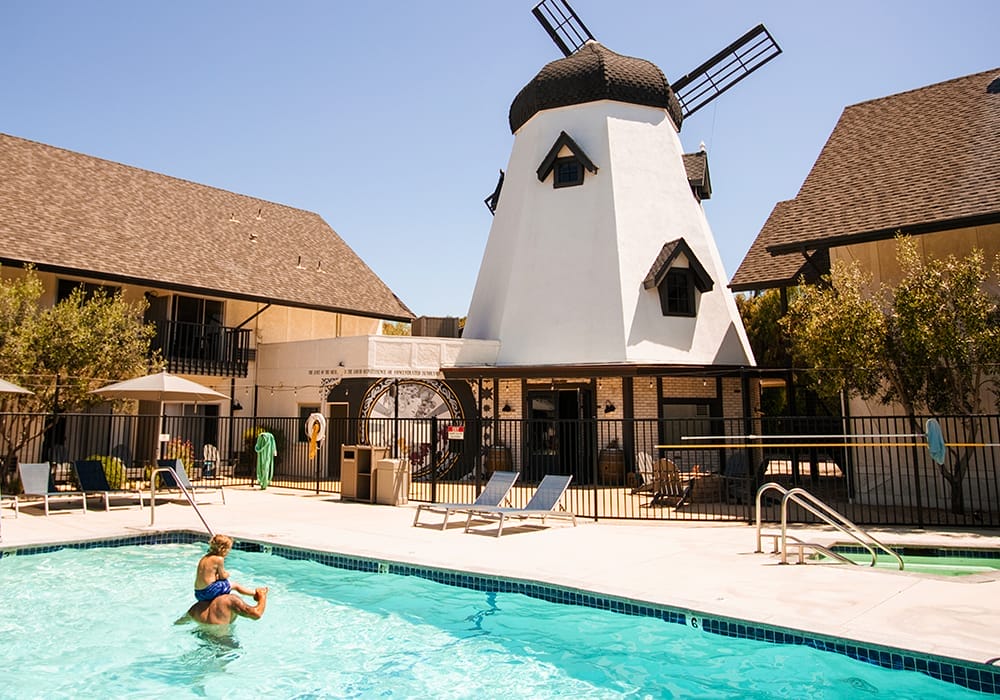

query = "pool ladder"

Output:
[[148, 466, 215, 537], [755, 482, 903, 570]]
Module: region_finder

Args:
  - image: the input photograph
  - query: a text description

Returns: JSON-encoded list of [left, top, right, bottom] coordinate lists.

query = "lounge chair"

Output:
[[412, 470, 519, 529], [647, 458, 691, 507], [463, 474, 576, 537], [15, 462, 87, 516], [155, 458, 226, 505], [74, 459, 144, 511], [202, 444, 233, 478]]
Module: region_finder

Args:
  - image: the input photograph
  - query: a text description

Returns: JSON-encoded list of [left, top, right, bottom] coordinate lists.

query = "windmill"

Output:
[[532, 0, 781, 122], [465, 0, 775, 369]]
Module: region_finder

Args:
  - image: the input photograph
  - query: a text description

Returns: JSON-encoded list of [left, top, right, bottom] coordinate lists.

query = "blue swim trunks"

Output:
[[194, 578, 232, 602]]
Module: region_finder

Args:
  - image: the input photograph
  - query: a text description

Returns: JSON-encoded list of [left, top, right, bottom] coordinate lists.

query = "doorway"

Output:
[[525, 386, 594, 482]]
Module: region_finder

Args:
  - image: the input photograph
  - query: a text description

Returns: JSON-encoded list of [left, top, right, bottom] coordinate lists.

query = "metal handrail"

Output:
[[755, 481, 903, 570], [149, 467, 215, 537]]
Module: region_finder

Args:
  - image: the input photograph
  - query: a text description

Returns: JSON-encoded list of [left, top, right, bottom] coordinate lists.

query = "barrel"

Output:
[[485, 446, 513, 476], [598, 448, 625, 485]]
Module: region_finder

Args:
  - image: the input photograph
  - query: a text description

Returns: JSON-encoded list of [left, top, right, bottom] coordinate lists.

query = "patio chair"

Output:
[[73, 460, 144, 511], [463, 474, 576, 537], [202, 444, 234, 478], [155, 458, 226, 505], [15, 462, 87, 516], [635, 458, 690, 507], [412, 470, 520, 530]]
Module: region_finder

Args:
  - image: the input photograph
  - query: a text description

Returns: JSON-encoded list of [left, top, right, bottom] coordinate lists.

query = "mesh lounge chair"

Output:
[[155, 458, 225, 505], [412, 470, 519, 529], [463, 474, 576, 537], [74, 459, 144, 511], [16, 462, 87, 516]]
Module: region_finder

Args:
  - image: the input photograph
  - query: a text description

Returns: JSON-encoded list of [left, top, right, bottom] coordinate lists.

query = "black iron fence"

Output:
[[1, 411, 997, 528]]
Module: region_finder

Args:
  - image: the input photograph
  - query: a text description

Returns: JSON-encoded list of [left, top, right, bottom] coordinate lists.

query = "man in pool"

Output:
[[177, 585, 269, 626]]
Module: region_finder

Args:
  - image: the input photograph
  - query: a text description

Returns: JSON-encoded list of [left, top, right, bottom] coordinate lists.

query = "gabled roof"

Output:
[[643, 238, 713, 292], [682, 151, 711, 201], [733, 67, 1000, 290], [0, 133, 413, 321], [730, 201, 829, 291], [536, 131, 598, 182]]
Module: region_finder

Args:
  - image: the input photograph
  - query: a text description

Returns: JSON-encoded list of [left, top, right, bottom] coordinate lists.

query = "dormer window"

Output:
[[537, 131, 597, 189], [644, 238, 714, 317]]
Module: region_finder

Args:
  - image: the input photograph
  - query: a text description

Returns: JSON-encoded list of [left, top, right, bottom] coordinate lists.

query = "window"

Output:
[[661, 268, 695, 316], [56, 279, 120, 303], [554, 158, 584, 188]]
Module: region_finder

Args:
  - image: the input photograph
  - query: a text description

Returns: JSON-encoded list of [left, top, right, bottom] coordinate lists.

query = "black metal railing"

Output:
[[1, 412, 997, 529], [148, 320, 250, 377]]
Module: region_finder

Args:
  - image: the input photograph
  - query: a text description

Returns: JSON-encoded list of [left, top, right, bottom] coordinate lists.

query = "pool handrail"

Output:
[[755, 482, 903, 570], [149, 466, 215, 537]]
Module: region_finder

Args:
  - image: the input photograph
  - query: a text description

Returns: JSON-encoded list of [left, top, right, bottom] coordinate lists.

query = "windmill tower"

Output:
[[465, 0, 780, 368]]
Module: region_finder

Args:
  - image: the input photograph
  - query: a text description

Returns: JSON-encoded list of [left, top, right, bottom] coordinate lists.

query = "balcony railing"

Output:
[[149, 320, 250, 377]]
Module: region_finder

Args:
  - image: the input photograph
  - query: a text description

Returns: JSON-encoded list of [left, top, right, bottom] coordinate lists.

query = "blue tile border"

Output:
[[3, 532, 998, 695]]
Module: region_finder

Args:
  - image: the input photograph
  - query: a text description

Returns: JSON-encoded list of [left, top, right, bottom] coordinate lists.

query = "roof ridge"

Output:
[[843, 66, 1000, 111], [0, 132, 319, 218]]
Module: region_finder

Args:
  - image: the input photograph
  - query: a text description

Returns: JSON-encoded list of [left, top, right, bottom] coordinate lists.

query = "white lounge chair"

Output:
[[412, 470, 519, 530], [155, 458, 225, 505], [464, 474, 576, 537], [16, 462, 87, 516]]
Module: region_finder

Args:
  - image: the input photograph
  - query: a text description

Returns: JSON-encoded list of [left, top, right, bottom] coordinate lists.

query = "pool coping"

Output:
[[4, 529, 999, 696]]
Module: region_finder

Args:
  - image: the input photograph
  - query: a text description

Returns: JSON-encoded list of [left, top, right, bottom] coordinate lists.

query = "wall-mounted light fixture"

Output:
[[501, 403, 513, 413], [232, 400, 243, 412], [604, 400, 616, 414]]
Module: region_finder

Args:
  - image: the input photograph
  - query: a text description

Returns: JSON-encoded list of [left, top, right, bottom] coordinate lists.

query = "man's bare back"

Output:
[[178, 587, 268, 626]]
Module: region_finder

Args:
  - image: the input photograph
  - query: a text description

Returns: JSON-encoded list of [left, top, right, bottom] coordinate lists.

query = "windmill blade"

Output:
[[671, 24, 782, 119], [532, 0, 595, 57]]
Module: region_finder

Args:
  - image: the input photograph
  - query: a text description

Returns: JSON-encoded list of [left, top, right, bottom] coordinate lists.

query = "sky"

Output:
[[3, 1, 997, 318]]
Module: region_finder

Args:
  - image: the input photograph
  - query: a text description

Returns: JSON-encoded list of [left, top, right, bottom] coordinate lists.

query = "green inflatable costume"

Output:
[[254, 431, 277, 489]]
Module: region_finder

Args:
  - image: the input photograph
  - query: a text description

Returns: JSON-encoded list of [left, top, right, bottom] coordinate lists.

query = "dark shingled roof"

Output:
[[509, 42, 684, 133], [682, 151, 711, 201], [730, 201, 828, 291], [733, 67, 1000, 290], [0, 134, 414, 321]]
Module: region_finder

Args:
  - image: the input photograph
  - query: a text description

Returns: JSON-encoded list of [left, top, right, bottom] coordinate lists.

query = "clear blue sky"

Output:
[[3, 1, 997, 318]]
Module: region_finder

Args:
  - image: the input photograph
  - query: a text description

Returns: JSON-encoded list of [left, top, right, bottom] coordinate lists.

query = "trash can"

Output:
[[374, 459, 409, 506]]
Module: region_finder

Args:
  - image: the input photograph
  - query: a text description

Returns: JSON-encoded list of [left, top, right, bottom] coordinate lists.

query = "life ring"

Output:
[[306, 412, 327, 443]]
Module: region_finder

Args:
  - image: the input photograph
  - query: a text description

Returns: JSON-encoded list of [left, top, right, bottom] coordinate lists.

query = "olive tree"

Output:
[[782, 237, 1000, 513], [0, 267, 159, 486]]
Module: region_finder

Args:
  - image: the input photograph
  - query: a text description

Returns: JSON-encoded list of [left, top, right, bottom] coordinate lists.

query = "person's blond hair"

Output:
[[207, 534, 233, 556]]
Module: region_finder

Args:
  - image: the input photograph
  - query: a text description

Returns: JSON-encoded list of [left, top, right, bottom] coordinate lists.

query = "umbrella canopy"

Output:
[[91, 371, 228, 403], [0, 377, 33, 394]]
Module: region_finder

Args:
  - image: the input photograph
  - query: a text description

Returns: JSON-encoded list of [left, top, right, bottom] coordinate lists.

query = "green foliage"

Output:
[[164, 437, 195, 473], [736, 289, 792, 368], [382, 321, 411, 336]]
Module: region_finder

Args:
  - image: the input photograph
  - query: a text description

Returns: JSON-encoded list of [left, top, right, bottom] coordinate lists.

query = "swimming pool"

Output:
[[1, 534, 996, 697], [826, 545, 1000, 577]]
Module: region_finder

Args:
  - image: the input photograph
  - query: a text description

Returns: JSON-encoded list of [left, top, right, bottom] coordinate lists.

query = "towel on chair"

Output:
[[254, 431, 277, 489]]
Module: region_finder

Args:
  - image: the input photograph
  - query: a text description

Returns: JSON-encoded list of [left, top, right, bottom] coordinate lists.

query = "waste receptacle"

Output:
[[374, 459, 409, 506]]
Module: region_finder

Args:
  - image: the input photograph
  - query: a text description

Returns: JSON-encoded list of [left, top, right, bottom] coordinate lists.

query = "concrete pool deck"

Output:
[[2, 485, 999, 667]]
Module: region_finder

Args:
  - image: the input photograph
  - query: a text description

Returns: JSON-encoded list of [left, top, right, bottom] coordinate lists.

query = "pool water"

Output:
[[0, 543, 989, 698], [826, 547, 1000, 577]]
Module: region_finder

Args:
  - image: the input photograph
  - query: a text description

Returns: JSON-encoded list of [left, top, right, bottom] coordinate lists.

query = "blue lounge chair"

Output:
[[74, 459, 144, 511], [156, 458, 225, 505], [412, 470, 519, 530], [15, 462, 87, 516], [464, 474, 576, 537]]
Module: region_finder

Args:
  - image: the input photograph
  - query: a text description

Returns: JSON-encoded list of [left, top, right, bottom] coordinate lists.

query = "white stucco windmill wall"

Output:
[[464, 98, 754, 368]]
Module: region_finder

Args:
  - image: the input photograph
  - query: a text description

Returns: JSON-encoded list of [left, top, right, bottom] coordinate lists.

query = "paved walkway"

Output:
[[2, 486, 999, 666]]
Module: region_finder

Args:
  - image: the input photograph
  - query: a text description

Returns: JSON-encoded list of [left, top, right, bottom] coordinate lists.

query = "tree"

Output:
[[782, 237, 1000, 513], [0, 267, 159, 487]]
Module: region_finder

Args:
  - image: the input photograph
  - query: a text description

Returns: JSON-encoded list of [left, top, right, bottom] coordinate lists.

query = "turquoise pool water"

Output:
[[828, 546, 1000, 577], [0, 542, 992, 698]]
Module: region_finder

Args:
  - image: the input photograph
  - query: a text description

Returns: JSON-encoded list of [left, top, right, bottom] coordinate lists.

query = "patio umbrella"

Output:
[[90, 371, 228, 403], [0, 377, 33, 394], [90, 371, 229, 458]]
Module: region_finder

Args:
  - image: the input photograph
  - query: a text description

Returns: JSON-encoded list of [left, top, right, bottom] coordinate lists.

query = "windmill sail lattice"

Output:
[[532, 0, 594, 57], [671, 24, 782, 118]]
